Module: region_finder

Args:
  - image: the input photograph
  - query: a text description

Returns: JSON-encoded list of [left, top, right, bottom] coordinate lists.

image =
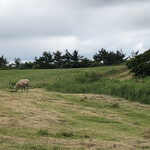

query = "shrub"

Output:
[[126, 49, 150, 77]]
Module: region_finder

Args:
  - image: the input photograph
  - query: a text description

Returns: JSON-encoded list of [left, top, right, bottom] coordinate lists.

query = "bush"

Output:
[[126, 49, 150, 77]]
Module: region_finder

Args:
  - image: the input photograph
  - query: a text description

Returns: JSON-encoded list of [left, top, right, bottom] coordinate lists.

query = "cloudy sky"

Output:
[[0, 0, 150, 61]]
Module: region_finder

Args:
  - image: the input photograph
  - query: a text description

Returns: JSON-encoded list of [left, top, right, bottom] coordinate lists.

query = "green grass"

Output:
[[0, 65, 149, 149], [0, 65, 125, 89], [47, 77, 150, 104]]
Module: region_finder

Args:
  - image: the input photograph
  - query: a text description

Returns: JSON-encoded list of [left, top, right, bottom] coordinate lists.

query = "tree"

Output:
[[71, 50, 83, 68], [0, 55, 8, 69], [131, 50, 139, 58], [114, 50, 126, 64], [53, 51, 63, 66], [63, 49, 72, 63], [72, 50, 83, 62], [93, 48, 126, 65], [35, 51, 53, 69], [80, 57, 91, 68], [126, 49, 150, 77], [62, 49, 73, 68], [20, 62, 34, 69], [14, 58, 21, 68]]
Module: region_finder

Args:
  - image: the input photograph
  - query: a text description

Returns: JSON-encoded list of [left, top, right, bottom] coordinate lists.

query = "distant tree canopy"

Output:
[[0, 55, 8, 69], [33, 50, 87, 69], [0, 48, 131, 70], [34, 51, 53, 69], [14, 58, 21, 68], [93, 48, 126, 65], [126, 49, 150, 77]]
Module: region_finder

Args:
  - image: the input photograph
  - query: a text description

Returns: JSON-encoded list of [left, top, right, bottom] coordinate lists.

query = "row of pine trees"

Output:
[[0, 49, 127, 69]]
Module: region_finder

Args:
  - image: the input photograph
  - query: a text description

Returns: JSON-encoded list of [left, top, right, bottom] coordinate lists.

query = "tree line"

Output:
[[0, 49, 129, 70]]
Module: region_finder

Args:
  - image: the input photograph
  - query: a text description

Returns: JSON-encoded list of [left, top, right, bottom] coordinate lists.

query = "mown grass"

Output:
[[0, 88, 150, 149], [0, 141, 67, 150], [0, 66, 149, 149], [0, 89, 150, 149]]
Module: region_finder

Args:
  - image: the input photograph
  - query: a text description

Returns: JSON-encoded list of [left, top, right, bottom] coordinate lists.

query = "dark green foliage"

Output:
[[71, 50, 84, 68], [62, 49, 72, 68], [14, 58, 21, 68], [72, 50, 83, 62], [0, 49, 128, 69], [0, 55, 8, 69], [35, 51, 54, 69], [53, 51, 63, 66], [126, 49, 150, 77], [80, 57, 91, 68], [20, 62, 35, 69], [93, 48, 126, 65], [63, 49, 72, 63]]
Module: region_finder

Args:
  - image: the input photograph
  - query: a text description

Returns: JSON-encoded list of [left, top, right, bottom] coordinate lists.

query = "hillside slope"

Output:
[[0, 65, 130, 89], [0, 89, 150, 150]]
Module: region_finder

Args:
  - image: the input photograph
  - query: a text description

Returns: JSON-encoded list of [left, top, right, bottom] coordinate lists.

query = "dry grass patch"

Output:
[[0, 89, 150, 150]]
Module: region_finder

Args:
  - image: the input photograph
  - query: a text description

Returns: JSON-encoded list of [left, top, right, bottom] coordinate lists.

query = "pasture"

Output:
[[0, 65, 150, 149], [0, 65, 125, 89]]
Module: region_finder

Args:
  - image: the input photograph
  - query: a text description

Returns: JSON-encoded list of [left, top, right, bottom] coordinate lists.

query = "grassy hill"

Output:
[[0, 65, 150, 149], [0, 65, 129, 89], [0, 65, 150, 104]]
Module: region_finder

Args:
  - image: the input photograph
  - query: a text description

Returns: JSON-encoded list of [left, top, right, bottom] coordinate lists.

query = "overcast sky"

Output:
[[0, 0, 150, 61]]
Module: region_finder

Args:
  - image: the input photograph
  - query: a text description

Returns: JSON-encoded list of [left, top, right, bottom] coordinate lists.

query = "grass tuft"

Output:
[[108, 102, 120, 108], [60, 131, 74, 137], [37, 129, 49, 137]]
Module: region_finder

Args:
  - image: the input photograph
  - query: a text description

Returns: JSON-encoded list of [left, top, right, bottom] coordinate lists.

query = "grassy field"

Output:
[[0, 65, 150, 104], [0, 66, 150, 149], [0, 89, 150, 149], [0, 65, 128, 89]]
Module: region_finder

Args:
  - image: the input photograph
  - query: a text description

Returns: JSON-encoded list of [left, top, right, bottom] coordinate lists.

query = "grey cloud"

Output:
[[0, 0, 150, 61], [59, 0, 150, 7]]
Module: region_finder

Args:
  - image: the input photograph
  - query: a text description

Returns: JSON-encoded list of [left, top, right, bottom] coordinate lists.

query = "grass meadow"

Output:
[[0, 65, 150, 104], [0, 65, 118, 89], [0, 65, 150, 149]]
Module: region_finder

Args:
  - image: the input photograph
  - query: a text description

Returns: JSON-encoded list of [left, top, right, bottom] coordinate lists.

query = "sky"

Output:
[[0, 0, 150, 62]]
